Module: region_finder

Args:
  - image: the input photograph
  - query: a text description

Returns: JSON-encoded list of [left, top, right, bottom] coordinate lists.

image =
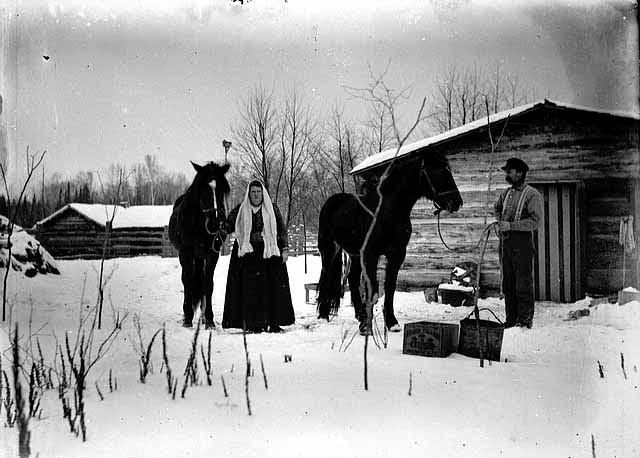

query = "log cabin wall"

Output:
[[32, 208, 174, 259], [377, 105, 639, 301]]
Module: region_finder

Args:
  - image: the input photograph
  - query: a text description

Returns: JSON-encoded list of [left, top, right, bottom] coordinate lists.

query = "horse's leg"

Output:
[[382, 249, 406, 332], [192, 257, 205, 321], [178, 251, 195, 326], [202, 252, 217, 328], [347, 255, 364, 323]]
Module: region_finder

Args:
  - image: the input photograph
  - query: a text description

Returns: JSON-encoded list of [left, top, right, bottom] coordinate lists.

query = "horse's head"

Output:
[[418, 154, 463, 214], [191, 161, 231, 196], [191, 161, 231, 243]]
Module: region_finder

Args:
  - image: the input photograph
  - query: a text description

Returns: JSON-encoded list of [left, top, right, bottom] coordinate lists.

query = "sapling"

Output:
[[346, 68, 430, 388], [597, 360, 605, 378], [0, 147, 46, 322], [12, 324, 31, 458], [63, 302, 127, 441], [408, 372, 412, 396]]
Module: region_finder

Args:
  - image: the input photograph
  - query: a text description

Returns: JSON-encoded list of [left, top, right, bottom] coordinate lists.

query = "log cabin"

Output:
[[31, 203, 177, 259], [350, 99, 640, 302]]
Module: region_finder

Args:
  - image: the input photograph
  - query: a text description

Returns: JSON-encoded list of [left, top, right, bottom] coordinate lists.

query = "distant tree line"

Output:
[[0, 154, 189, 229]]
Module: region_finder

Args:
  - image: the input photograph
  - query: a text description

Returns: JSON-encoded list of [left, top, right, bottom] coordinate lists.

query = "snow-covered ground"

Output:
[[1, 254, 639, 458]]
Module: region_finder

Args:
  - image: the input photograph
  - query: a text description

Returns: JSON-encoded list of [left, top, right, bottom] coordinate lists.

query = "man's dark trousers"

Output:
[[501, 231, 535, 327]]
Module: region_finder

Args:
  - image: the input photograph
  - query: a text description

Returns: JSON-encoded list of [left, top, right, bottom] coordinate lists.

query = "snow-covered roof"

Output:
[[351, 99, 640, 174], [37, 203, 174, 229]]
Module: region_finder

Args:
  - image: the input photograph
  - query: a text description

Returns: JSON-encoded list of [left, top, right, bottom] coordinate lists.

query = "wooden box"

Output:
[[402, 321, 459, 358]]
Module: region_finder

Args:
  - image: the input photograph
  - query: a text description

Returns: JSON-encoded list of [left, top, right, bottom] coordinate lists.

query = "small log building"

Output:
[[32, 203, 177, 259], [351, 100, 640, 302]]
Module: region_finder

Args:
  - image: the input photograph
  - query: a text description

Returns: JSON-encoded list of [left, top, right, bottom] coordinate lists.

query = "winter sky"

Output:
[[0, 0, 637, 186]]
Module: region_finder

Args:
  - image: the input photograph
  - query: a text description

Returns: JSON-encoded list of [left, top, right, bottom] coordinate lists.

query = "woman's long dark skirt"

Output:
[[222, 241, 294, 331]]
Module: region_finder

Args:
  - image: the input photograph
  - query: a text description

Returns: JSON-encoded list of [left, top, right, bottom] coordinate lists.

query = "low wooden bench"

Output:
[[304, 282, 350, 304]]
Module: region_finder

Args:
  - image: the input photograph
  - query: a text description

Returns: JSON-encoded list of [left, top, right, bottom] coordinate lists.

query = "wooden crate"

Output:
[[402, 321, 459, 358]]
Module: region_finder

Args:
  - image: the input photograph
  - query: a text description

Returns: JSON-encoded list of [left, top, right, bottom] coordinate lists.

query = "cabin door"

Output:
[[531, 182, 582, 302]]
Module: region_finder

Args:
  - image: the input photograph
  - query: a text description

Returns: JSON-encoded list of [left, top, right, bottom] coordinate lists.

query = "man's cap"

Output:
[[500, 157, 529, 172]]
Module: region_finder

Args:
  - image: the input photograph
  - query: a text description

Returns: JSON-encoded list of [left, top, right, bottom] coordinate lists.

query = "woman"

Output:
[[222, 180, 294, 333]]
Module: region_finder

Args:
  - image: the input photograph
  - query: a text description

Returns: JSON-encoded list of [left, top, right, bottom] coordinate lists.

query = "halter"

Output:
[[204, 182, 227, 253], [419, 158, 459, 214]]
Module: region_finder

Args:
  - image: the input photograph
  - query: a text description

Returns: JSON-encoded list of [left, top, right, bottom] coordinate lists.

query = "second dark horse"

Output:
[[169, 161, 230, 328], [316, 153, 463, 334]]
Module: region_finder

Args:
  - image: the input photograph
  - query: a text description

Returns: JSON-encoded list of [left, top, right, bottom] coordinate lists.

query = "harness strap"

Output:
[[514, 185, 531, 222], [500, 185, 531, 222], [500, 189, 512, 220]]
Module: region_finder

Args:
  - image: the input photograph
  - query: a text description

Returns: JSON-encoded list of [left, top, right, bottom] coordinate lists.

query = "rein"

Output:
[[419, 158, 498, 253], [436, 212, 499, 253]]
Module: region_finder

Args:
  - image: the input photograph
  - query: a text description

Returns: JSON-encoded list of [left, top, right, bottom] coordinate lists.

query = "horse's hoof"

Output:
[[388, 323, 401, 333], [317, 315, 329, 322], [204, 322, 215, 330], [182, 320, 193, 328]]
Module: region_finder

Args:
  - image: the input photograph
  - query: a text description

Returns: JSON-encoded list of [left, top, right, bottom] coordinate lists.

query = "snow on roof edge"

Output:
[[351, 99, 640, 174], [36, 203, 174, 229]]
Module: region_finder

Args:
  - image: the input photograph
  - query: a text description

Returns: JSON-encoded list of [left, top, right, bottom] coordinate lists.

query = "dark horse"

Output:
[[316, 153, 463, 334], [169, 161, 230, 328]]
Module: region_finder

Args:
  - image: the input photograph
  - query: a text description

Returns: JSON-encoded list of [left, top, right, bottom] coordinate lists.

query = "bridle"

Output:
[[204, 182, 227, 253], [419, 158, 459, 215]]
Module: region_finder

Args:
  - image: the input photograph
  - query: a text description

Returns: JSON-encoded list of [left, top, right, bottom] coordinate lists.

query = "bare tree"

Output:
[[363, 96, 394, 156], [430, 62, 537, 133], [431, 63, 459, 132], [0, 147, 46, 321], [486, 61, 505, 115], [230, 85, 279, 192], [144, 154, 160, 205], [95, 166, 132, 329], [276, 88, 315, 225], [322, 105, 362, 194], [456, 64, 483, 125], [347, 69, 432, 389]]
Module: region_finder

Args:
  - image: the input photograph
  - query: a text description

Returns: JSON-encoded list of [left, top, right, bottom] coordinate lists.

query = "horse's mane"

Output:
[[356, 152, 449, 195]]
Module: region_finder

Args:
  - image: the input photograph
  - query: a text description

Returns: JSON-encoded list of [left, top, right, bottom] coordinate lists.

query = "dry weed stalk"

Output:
[[162, 327, 174, 395], [242, 323, 252, 416], [131, 314, 162, 383], [200, 331, 213, 386], [181, 322, 201, 398]]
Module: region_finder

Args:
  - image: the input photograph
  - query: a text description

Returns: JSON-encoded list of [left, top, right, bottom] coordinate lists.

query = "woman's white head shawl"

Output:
[[235, 181, 280, 258]]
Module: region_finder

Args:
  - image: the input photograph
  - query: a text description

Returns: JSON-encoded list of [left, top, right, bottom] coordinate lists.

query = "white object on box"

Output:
[[438, 283, 474, 293]]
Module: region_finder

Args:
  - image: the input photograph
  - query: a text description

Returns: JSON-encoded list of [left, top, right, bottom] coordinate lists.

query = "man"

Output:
[[494, 157, 543, 328]]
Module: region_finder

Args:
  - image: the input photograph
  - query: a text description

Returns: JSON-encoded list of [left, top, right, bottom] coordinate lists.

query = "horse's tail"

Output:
[[316, 202, 344, 319]]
